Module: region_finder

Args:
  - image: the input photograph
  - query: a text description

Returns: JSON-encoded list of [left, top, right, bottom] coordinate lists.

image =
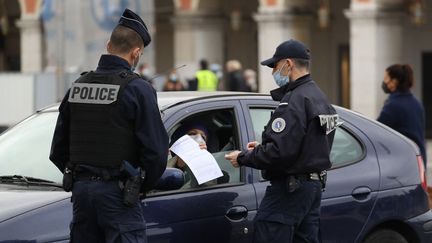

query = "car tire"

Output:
[[363, 229, 408, 243]]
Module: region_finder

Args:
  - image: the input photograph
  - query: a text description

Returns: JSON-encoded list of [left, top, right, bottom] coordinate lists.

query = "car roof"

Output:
[[157, 91, 270, 110], [39, 91, 271, 112]]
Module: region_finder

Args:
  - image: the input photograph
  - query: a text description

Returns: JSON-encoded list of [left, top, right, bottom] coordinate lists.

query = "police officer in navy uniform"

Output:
[[50, 9, 168, 243], [225, 39, 339, 243]]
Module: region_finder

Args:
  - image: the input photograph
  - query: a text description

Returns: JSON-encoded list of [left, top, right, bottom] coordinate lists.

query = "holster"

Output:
[[62, 164, 74, 192], [120, 161, 146, 207]]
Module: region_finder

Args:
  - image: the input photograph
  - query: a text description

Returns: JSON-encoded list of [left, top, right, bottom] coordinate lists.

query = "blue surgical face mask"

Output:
[[131, 56, 138, 72], [273, 62, 290, 87], [170, 74, 178, 82], [131, 50, 142, 72]]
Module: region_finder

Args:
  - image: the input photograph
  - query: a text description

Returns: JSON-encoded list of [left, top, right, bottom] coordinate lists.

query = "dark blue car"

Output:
[[0, 92, 431, 243]]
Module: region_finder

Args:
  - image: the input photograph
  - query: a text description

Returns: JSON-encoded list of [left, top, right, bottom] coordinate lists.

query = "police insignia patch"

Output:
[[271, 118, 286, 133], [318, 114, 342, 135]]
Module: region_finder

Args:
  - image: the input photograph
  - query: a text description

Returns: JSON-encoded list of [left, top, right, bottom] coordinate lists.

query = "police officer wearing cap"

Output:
[[225, 39, 339, 243], [50, 8, 168, 242]]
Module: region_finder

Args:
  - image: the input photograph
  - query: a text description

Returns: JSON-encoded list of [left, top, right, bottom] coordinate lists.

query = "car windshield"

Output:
[[0, 112, 62, 184]]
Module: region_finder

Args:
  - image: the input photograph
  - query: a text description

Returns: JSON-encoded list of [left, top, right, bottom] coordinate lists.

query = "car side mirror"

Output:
[[154, 168, 184, 191]]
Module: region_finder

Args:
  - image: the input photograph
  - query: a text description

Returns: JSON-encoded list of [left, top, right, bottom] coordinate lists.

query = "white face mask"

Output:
[[189, 134, 206, 145]]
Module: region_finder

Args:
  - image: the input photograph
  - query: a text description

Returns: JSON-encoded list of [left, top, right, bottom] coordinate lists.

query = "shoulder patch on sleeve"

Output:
[[271, 117, 286, 133], [319, 114, 342, 135]]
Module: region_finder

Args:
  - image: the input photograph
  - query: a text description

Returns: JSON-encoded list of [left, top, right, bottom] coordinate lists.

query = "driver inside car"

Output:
[[168, 123, 228, 189]]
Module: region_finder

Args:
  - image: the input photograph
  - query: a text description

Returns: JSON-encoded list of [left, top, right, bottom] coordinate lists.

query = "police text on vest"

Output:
[[68, 83, 120, 104]]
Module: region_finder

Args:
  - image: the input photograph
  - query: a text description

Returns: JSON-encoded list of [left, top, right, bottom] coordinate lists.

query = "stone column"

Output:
[[345, 0, 405, 118], [172, 0, 224, 80], [16, 0, 43, 73], [254, 0, 313, 93]]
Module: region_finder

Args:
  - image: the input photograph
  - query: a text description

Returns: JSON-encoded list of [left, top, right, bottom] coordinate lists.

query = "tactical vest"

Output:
[[68, 71, 139, 168], [196, 70, 218, 91]]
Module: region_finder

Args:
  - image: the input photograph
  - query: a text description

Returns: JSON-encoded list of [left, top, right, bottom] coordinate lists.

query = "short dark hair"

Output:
[[109, 25, 143, 54], [292, 58, 310, 70], [386, 64, 414, 92], [200, 59, 208, 70]]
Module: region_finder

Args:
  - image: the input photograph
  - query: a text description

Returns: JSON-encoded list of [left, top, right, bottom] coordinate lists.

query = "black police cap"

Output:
[[118, 8, 151, 47], [261, 39, 310, 68]]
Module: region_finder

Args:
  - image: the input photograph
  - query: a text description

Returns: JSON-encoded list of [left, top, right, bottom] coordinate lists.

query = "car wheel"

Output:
[[363, 229, 408, 243]]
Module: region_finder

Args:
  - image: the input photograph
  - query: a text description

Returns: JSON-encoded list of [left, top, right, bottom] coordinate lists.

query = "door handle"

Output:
[[352, 187, 372, 201], [226, 206, 248, 221]]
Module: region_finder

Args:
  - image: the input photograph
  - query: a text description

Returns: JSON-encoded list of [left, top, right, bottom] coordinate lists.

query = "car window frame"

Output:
[[329, 121, 367, 170], [148, 98, 249, 196]]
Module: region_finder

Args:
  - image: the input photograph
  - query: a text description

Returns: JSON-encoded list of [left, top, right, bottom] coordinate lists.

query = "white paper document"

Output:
[[170, 135, 223, 185]]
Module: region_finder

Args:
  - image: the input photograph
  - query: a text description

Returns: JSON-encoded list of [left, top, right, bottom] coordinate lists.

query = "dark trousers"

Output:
[[253, 179, 322, 243], [70, 180, 146, 243]]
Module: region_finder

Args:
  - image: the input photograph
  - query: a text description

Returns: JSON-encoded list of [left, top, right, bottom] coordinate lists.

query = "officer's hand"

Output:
[[225, 151, 241, 168], [247, 141, 259, 151]]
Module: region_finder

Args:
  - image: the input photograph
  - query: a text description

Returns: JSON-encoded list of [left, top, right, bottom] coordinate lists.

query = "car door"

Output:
[[240, 100, 380, 243], [320, 118, 379, 243], [142, 99, 257, 243]]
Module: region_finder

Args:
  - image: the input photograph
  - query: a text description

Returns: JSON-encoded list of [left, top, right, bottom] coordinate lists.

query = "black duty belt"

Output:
[[73, 165, 122, 181], [288, 171, 327, 182], [295, 172, 321, 181], [74, 173, 120, 181]]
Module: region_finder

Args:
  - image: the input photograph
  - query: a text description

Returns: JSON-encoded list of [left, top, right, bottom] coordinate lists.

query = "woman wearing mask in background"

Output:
[[163, 69, 185, 91], [378, 64, 427, 168]]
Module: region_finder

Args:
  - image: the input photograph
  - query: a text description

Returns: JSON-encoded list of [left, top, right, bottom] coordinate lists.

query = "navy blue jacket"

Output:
[[50, 55, 169, 191], [238, 74, 337, 179], [378, 91, 427, 164]]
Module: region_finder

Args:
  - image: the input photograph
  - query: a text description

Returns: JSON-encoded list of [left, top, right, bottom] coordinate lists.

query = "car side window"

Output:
[[329, 127, 363, 168], [249, 108, 273, 144], [248, 107, 364, 170], [165, 108, 241, 191]]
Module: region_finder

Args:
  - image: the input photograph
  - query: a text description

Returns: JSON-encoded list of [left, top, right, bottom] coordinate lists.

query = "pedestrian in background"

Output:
[[50, 8, 168, 242], [378, 64, 427, 167], [137, 62, 153, 81], [195, 59, 218, 91], [226, 59, 250, 92], [244, 68, 258, 92], [163, 68, 185, 91], [210, 63, 224, 90], [225, 39, 337, 243]]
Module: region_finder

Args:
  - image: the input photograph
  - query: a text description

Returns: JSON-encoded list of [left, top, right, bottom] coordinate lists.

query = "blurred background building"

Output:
[[0, 0, 431, 139]]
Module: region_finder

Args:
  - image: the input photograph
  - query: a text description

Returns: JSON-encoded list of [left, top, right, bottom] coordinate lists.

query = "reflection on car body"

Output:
[[0, 92, 431, 243]]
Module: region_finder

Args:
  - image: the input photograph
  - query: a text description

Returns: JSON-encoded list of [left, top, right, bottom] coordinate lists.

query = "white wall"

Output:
[[0, 74, 34, 126]]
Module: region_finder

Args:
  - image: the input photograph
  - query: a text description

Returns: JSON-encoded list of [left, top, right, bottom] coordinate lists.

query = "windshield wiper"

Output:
[[0, 175, 63, 188]]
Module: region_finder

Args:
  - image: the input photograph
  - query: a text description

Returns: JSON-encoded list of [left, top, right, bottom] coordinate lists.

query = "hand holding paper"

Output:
[[170, 135, 223, 185]]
